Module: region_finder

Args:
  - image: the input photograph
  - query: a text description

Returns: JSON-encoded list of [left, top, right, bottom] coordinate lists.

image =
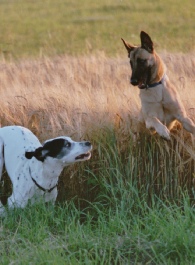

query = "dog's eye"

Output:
[[137, 58, 146, 64], [65, 141, 71, 148]]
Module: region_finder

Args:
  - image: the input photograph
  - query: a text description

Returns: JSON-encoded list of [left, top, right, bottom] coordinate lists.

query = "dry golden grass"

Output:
[[0, 52, 195, 203], [1, 53, 195, 136]]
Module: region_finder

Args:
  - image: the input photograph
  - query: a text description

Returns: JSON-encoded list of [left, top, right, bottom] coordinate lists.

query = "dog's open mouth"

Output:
[[75, 152, 91, 160], [131, 77, 147, 89], [138, 81, 146, 89], [138, 78, 147, 89]]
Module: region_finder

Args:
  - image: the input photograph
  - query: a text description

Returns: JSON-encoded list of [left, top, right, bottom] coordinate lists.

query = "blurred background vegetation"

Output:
[[0, 0, 194, 59]]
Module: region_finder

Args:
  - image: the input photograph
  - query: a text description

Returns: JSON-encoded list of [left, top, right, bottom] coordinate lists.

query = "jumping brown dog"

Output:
[[122, 31, 195, 140]]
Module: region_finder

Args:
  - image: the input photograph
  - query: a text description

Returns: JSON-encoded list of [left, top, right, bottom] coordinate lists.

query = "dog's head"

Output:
[[121, 31, 164, 89], [25, 137, 92, 165]]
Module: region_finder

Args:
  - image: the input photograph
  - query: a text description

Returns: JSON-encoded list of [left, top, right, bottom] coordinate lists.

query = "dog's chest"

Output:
[[14, 160, 56, 199], [139, 86, 163, 103]]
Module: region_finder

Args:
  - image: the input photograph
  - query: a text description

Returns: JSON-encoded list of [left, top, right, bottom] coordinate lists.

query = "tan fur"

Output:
[[122, 32, 195, 140]]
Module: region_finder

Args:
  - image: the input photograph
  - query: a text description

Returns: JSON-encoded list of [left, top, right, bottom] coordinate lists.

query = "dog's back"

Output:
[[0, 126, 41, 178]]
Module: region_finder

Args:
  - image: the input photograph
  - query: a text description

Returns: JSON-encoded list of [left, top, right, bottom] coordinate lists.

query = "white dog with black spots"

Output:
[[0, 126, 92, 215]]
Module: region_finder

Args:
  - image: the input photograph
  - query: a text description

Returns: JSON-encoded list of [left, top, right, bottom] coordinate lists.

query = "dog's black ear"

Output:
[[25, 151, 34, 159], [25, 147, 45, 162], [121, 38, 135, 57], [140, 31, 154, 53]]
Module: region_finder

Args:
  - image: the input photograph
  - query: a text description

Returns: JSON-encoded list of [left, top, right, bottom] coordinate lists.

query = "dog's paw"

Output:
[[160, 128, 171, 141]]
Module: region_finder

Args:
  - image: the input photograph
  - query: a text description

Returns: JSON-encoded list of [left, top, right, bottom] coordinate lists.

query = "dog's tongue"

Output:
[[138, 81, 146, 89]]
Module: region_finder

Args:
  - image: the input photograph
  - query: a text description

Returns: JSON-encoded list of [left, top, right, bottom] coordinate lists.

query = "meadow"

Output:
[[0, 0, 195, 264], [0, 0, 194, 58]]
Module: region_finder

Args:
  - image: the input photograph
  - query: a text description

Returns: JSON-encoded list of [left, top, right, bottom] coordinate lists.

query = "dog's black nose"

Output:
[[85, 141, 91, 146], [130, 78, 138, 86]]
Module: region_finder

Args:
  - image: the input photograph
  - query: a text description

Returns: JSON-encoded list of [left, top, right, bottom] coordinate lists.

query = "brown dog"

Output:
[[122, 31, 195, 140]]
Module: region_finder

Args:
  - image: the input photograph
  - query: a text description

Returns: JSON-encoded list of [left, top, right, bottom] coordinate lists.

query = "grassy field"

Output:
[[0, 0, 195, 264], [0, 0, 194, 58], [0, 53, 195, 264]]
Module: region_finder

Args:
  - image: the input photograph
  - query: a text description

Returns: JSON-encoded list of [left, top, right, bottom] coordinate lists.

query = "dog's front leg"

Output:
[[145, 116, 171, 140], [44, 188, 58, 204], [7, 193, 28, 210]]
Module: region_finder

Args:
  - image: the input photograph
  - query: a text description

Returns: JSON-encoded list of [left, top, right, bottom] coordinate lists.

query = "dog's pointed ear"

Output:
[[25, 147, 45, 162], [121, 38, 135, 57], [140, 31, 154, 53]]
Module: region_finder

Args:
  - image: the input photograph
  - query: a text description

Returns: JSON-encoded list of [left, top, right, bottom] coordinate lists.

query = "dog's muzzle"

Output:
[[130, 78, 139, 86], [130, 77, 146, 89]]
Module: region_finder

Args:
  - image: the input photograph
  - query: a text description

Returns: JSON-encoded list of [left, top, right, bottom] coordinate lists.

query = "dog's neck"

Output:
[[29, 167, 58, 193], [29, 157, 64, 191], [150, 51, 166, 85]]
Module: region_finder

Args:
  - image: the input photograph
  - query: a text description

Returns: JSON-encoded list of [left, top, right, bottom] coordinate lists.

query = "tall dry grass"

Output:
[[0, 53, 141, 140], [0, 52, 195, 203], [1, 53, 194, 136]]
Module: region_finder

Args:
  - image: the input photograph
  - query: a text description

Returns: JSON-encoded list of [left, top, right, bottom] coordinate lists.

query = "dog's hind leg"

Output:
[[176, 113, 195, 136]]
